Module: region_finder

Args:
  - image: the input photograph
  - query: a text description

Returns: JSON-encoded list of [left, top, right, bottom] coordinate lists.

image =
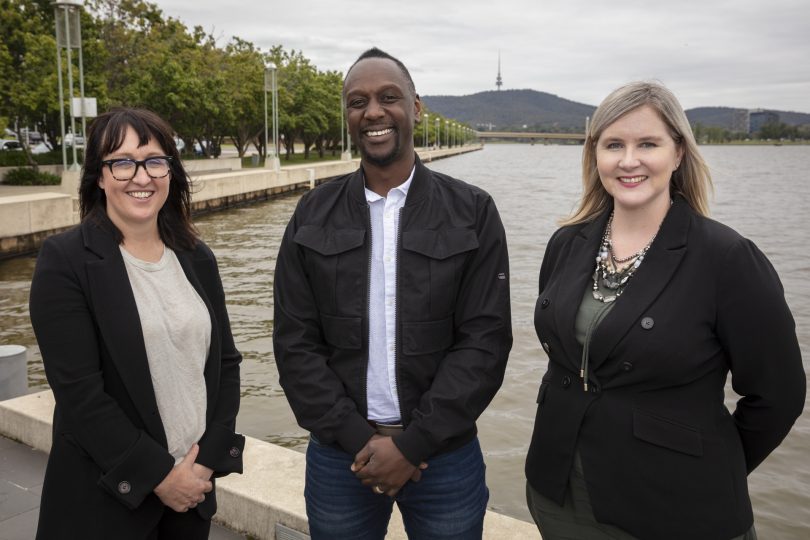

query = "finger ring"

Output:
[[373, 485, 384, 495]]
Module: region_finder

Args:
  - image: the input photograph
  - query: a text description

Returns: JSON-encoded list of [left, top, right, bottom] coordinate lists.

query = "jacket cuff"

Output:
[[335, 413, 377, 457], [98, 431, 174, 510], [393, 425, 435, 466], [197, 423, 245, 476]]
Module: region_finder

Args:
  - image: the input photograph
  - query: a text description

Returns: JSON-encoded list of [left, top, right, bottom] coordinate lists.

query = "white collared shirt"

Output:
[[364, 167, 415, 422]]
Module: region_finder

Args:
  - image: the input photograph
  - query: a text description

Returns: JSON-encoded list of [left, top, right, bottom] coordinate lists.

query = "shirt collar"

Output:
[[364, 166, 415, 203]]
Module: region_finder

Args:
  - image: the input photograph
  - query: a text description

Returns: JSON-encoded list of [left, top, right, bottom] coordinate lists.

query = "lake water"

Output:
[[1, 144, 808, 537]]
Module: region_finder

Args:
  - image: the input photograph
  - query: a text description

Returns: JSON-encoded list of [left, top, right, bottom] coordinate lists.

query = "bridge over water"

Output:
[[475, 130, 585, 142]]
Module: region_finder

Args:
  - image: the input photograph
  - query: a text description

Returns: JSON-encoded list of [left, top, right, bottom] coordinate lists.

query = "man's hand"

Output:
[[153, 444, 213, 512], [351, 435, 427, 497]]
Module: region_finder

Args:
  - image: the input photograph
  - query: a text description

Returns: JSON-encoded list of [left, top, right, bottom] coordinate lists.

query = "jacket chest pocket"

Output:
[[293, 225, 366, 314], [400, 228, 479, 318]]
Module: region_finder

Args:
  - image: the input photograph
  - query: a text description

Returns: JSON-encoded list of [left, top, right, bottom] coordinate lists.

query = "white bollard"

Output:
[[307, 168, 316, 190], [0, 345, 27, 400]]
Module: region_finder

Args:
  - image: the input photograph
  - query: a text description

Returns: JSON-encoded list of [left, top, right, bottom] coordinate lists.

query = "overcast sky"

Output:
[[153, 0, 810, 113]]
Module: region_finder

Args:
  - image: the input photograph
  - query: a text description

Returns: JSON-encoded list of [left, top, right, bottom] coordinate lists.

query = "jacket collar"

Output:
[[553, 196, 692, 376], [591, 196, 691, 373], [80, 220, 168, 445]]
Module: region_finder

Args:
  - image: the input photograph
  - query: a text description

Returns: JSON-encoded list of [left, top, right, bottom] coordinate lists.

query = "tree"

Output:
[[222, 38, 263, 158]]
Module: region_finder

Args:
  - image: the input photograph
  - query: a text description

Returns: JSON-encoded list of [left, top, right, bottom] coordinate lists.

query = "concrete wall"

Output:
[[0, 193, 75, 257], [0, 145, 482, 258], [0, 391, 540, 540]]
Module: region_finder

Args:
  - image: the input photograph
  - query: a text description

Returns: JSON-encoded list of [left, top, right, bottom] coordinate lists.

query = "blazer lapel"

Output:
[[552, 212, 610, 372], [82, 221, 167, 446], [587, 198, 691, 371]]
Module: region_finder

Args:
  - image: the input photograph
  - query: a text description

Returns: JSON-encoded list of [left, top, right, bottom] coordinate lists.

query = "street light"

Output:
[[53, 0, 85, 171], [445, 120, 450, 148], [264, 61, 280, 171], [423, 113, 429, 149], [435, 117, 440, 149]]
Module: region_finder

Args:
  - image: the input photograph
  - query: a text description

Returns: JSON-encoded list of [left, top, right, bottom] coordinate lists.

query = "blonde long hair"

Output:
[[563, 81, 712, 225]]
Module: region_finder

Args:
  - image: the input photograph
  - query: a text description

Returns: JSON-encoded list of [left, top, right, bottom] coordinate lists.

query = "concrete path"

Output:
[[0, 435, 245, 540]]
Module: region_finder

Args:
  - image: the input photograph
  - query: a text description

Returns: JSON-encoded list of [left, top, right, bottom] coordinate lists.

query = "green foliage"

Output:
[[0, 0, 473, 160], [3, 167, 61, 185], [0, 151, 29, 167]]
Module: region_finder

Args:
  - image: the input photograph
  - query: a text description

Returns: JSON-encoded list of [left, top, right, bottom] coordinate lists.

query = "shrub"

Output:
[[0, 151, 28, 167], [3, 167, 61, 186]]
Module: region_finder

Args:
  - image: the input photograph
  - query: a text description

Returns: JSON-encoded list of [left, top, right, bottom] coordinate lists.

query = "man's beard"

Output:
[[361, 137, 400, 167]]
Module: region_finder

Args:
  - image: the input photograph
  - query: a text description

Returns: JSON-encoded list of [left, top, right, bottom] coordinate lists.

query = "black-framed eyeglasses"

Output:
[[101, 156, 173, 181]]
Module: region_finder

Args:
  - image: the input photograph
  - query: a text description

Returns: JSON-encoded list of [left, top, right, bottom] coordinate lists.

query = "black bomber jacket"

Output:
[[273, 156, 512, 465]]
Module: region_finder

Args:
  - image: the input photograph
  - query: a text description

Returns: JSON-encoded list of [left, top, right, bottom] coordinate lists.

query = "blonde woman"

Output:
[[525, 82, 804, 539]]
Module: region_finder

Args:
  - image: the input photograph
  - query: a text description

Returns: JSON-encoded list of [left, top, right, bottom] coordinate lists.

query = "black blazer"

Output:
[[29, 219, 245, 539], [525, 197, 805, 540]]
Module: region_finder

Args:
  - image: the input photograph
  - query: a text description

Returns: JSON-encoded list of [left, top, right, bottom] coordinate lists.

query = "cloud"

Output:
[[153, 0, 810, 112]]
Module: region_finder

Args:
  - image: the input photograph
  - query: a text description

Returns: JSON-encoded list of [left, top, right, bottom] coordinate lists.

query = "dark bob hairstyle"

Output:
[[79, 107, 198, 251]]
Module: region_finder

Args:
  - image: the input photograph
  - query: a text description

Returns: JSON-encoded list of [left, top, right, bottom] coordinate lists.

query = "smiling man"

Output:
[[273, 48, 512, 539]]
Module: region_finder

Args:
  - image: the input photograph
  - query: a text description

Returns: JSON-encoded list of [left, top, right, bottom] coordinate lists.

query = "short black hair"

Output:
[[345, 47, 416, 95]]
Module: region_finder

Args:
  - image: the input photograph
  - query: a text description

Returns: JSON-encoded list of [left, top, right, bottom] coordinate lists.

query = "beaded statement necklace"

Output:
[[591, 211, 662, 303]]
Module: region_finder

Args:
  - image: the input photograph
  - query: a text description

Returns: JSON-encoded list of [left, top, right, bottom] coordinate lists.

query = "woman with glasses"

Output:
[[29, 108, 244, 539], [524, 82, 804, 539]]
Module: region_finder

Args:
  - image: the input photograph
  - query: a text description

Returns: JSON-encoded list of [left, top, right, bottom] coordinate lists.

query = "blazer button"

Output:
[[621, 361, 634, 372], [118, 481, 131, 495], [229, 446, 241, 458], [562, 375, 571, 388], [640, 317, 655, 330], [542, 342, 551, 353], [541, 298, 550, 309]]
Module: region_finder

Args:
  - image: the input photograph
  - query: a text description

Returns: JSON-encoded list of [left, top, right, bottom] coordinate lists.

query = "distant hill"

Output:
[[422, 89, 594, 131], [686, 107, 810, 130], [421, 90, 810, 132]]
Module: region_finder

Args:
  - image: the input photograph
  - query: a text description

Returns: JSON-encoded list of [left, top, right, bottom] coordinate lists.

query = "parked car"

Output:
[[0, 139, 23, 151], [193, 140, 220, 157], [63, 133, 85, 148], [30, 142, 54, 154]]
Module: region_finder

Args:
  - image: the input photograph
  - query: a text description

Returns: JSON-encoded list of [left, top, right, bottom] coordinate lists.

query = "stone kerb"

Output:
[[0, 193, 74, 237], [0, 390, 541, 539]]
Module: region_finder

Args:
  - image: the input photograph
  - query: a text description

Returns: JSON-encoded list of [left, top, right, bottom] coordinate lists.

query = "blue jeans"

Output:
[[305, 436, 488, 540]]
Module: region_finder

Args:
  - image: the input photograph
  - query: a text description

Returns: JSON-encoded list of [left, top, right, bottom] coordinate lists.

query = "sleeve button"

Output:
[[229, 446, 241, 458], [118, 481, 131, 494], [640, 317, 654, 330], [541, 298, 550, 308]]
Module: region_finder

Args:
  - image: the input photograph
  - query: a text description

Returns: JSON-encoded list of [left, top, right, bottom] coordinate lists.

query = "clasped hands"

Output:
[[154, 443, 214, 512], [351, 434, 428, 497]]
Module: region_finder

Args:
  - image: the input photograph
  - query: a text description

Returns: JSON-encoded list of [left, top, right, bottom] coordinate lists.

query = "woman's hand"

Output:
[[153, 444, 213, 512]]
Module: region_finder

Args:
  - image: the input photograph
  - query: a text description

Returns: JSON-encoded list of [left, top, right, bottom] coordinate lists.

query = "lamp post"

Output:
[[341, 100, 352, 161], [435, 117, 440, 149], [423, 113, 429, 149], [265, 61, 280, 171], [445, 120, 450, 148], [53, 0, 85, 171]]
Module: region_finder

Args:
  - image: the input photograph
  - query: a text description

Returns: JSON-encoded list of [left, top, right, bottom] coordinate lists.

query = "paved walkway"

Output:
[[0, 435, 246, 540]]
